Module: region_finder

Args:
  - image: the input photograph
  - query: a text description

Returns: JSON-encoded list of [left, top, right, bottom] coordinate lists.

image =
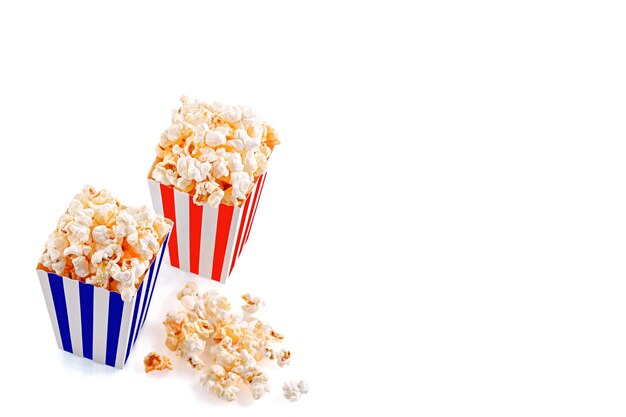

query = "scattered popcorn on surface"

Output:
[[144, 352, 173, 373], [150, 96, 280, 207], [162, 282, 294, 402], [283, 380, 309, 402], [241, 293, 265, 315], [276, 349, 291, 367], [38, 185, 172, 301], [200, 365, 241, 402]]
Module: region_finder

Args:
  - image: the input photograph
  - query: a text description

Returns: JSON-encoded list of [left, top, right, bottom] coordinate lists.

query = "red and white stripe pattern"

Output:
[[148, 172, 268, 282]]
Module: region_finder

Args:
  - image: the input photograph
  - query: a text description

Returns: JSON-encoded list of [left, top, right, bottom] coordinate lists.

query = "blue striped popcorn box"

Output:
[[36, 233, 170, 369]]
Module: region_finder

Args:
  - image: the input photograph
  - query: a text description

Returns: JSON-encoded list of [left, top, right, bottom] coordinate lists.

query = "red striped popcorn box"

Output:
[[148, 172, 268, 282], [36, 233, 170, 369]]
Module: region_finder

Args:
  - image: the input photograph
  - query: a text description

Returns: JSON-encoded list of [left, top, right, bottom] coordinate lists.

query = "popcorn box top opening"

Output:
[[38, 185, 173, 302], [36, 228, 171, 302], [148, 155, 267, 209], [147, 96, 279, 208]]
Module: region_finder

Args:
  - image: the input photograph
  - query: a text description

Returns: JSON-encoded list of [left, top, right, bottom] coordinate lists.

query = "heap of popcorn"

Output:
[[37, 98, 306, 402], [151, 96, 280, 207], [154, 282, 302, 402], [38, 186, 172, 301]]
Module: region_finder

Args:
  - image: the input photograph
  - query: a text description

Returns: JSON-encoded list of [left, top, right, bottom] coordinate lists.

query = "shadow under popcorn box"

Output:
[[36, 233, 170, 369], [147, 166, 268, 283]]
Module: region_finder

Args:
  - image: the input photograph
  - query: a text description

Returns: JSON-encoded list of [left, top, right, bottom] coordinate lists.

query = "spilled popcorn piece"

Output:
[[200, 365, 242, 402], [144, 352, 173, 373], [38, 185, 172, 301], [162, 284, 294, 402], [283, 380, 309, 402], [276, 349, 291, 367], [180, 333, 206, 370], [150, 96, 280, 208], [162, 311, 206, 369], [241, 293, 265, 314]]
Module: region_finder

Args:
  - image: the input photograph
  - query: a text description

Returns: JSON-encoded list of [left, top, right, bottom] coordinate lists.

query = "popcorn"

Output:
[[161, 283, 295, 402], [231, 364, 270, 399], [92, 225, 114, 245], [283, 380, 309, 402], [176, 155, 211, 182], [205, 130, 227, 146], [163, 311, 187, 351], [249, 373, 270, 400], [176, 280, 199, 298], [179, 332, 206, 370], [38, 185, 172, 301], [150, 96, 280, 208], [200, 366, 241, 402], [229, 172, 252, 200], [72, 256, 90, 278], [276, 349, 291, 367], [46, 236, 69, 261], [241, 294, 265, 315], [144, 352, 173, 373], [210, 337, 240, 369], [68, 222, 91, 243]]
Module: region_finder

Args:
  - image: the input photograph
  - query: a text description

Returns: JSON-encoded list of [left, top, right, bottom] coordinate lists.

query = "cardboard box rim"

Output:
[[35, 218, 172, 301], [147, 157, 264, 208]]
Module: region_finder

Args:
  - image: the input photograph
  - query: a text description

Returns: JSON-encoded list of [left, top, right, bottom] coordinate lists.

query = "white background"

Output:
[[1, 1, 625, 415]]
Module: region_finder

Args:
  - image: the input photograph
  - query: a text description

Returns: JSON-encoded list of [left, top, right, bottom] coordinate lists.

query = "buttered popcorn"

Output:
[[38, 186, 172, 301], [150, 96, 280, 207], [162, 283, 293, 402], [144, 352, 173, 373]]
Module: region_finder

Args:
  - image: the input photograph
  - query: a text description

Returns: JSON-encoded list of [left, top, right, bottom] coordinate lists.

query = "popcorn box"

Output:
[[148, 172, 267, 282], [36, 233, 170, 369]]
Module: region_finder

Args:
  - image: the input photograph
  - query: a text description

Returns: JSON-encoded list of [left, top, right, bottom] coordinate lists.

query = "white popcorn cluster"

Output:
[[241, 293, 265, 315], [38, 185, 172, 301], [283, 380, 309, 402], [151, 96, 280, 207], [162, 282, 292, 402]]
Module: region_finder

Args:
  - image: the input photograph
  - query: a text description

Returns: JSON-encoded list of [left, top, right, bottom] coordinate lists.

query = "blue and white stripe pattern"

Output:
[[37, 234, 170, 369]]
